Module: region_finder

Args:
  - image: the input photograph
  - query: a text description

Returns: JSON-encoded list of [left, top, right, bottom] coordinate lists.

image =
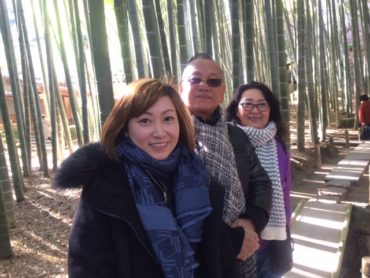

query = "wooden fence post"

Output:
[[316, 143, 321, 169], [344, 129, 349, 148]]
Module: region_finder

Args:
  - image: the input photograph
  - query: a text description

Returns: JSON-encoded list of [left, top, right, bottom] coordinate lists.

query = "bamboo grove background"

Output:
[[0, 0, 370, 258]]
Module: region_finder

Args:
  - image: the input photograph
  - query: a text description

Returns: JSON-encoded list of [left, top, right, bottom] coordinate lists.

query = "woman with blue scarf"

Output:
[[54, 79, 244, 278]]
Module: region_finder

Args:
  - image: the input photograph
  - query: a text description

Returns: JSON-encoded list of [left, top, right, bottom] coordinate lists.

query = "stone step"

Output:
[[324, 142, 370, 187], [317, 186, 348, 196], [324, 169, 362, 185], [285, 200, 352, 277], [317, 186, 348, 203], [325, 180, 352, 188]]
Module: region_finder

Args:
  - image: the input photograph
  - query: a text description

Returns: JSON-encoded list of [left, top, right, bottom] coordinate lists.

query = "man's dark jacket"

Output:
[[53, 143, 243, 278], [227, 123, 272, 233]]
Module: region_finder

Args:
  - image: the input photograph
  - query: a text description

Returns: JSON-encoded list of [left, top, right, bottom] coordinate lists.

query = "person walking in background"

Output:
[[41, 114, 51, 140], [180, 53, 272, 277], [358, 94, 370, 140], [226, 81, 292, 278], [53, 78, 245, 278]]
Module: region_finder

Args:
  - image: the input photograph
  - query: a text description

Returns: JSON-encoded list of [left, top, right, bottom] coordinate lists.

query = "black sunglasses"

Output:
[[187, 77, 223, 87]]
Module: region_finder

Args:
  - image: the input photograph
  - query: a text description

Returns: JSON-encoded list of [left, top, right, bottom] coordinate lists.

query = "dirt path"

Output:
[[0, 174, 79, 277]]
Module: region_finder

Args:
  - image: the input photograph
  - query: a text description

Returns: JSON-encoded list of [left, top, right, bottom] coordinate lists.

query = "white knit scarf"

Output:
[[238, 121, 287, 240], [193, 114, 246, 225]]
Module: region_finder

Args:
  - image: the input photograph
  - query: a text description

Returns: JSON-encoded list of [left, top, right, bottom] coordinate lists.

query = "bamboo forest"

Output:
[[1, 0, 370, 277]]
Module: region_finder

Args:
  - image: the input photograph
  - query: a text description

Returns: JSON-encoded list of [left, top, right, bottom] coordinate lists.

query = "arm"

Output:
[[68, 199, 117, 278], [284, 152, 292, 225], [239, 137, 272, 233], [227, 125, 272, 260], [227, 124, 272, 233], [233, 142, 274, 260], [359, 104, 364, 125], [231, 218, 260, 261], [277, 141, 292, 225], [203, 178, 242, 277], [232, 145, 272, 261]]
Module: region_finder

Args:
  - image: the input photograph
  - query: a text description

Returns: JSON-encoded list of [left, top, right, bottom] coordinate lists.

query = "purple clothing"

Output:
[[276, 141, 292, 225], [259, 140, 292, 250]]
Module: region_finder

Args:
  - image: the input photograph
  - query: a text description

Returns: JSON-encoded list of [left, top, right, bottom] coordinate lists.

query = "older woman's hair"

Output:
[[226, 81, 288, 142], [101, 78, 195, 160]]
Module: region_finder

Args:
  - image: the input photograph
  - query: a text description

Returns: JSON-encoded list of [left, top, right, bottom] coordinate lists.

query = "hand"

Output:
[[231, 218, 260, 261]]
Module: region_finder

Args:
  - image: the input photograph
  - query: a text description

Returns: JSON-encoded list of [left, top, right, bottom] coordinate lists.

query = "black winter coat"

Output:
[[53, 143, 243, 278]]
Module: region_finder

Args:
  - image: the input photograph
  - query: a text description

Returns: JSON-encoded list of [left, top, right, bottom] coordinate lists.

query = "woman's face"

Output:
[[128, 96, 180, 160], [236, 88, 270, 129]]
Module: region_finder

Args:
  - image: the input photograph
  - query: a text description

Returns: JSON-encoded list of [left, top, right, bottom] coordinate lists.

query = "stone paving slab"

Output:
[[345, 153, 370, 161], [317, 187, 347, 196], [324, 142, 370, 186], [325, 169, 363, 185], [338, 159, 369, 167], [317, 187, 348, 203], [285, 200, 352, 278], [324, 180, 352, 188]]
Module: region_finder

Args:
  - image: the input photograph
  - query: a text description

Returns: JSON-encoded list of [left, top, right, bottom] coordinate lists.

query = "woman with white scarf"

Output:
[[226, 82, 292, 278]]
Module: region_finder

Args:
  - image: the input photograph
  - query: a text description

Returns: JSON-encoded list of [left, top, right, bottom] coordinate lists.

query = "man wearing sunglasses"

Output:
[[180, 53, 272, 277]]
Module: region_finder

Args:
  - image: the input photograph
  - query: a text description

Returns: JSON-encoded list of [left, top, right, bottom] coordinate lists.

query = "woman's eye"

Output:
[[138, 118, 151, 124], [164, 116, 174, 122]]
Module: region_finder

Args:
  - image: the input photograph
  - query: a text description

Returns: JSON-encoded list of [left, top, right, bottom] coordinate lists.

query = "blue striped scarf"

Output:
[[117, 138, 212, 278]]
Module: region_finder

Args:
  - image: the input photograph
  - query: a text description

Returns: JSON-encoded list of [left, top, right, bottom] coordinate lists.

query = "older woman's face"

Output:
[[128, 96, 180, 160], [236, 89, 270, 129]]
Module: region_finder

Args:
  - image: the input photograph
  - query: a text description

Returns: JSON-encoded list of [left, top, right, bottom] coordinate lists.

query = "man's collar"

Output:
[[195, 107, 222, 125]]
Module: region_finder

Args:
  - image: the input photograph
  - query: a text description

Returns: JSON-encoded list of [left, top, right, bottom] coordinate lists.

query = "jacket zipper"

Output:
[[89, 204, 160, 263]]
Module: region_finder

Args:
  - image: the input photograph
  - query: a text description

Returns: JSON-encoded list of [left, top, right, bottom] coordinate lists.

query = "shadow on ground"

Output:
[[0, 174, 80, 277]]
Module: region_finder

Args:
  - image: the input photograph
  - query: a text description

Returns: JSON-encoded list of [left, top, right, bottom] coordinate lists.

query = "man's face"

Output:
[[180, 58, 225, 120]]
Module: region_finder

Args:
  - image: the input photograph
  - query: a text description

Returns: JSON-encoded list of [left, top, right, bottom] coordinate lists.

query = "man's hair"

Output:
[[183, 53, 224, 80], [186, 53, 213, 64]]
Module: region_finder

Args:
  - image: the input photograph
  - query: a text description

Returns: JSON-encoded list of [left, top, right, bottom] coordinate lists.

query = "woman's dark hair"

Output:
[[226, 81, 288, 141], [360, 94, 369, 101]]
